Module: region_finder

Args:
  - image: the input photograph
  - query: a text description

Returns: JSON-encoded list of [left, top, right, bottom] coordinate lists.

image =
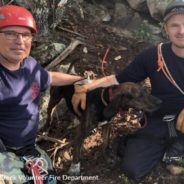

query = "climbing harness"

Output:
[[162, 114, 177, 138], [23, 156, 48, 184]]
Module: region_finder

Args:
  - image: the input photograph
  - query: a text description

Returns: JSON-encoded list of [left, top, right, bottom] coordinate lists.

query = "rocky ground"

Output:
[[33, 2, 184, 184]]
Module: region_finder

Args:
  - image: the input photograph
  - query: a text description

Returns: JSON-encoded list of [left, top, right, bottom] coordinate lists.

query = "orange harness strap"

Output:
[[157, 43, 176, 86], [156, 43, 184, 95]]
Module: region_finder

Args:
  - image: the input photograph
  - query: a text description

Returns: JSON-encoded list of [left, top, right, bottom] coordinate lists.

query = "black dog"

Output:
[[45, 82, 162, 174]]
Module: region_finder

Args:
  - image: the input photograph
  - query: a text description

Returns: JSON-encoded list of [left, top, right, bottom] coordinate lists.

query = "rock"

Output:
[[11, 0, 173, 45], [147, 0, 173, 21], [113, 2, 134, 27], [82, 2, 112, 23], [126, 0, 149, 13], [38, 88, 50, 130], [31, 42, 66, 66]]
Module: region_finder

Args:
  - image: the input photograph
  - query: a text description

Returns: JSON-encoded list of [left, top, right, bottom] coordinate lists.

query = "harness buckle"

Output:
[[162, 114, 177, 138]]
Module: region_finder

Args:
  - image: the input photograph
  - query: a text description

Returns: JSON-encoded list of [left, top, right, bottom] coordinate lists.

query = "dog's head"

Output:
[[103, 82, 162, 119]]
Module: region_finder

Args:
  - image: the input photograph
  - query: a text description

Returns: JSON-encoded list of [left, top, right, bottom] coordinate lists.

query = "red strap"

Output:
[[108, 87, 113, 101], [140, 112, 147, 129], [26, 160, 43, 184], [101, 48, 110, 77]]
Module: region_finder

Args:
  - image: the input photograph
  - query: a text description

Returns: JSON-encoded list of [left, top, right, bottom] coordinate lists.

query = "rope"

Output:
[[157, 43, 175, 84], [157, 43, 184, 95]]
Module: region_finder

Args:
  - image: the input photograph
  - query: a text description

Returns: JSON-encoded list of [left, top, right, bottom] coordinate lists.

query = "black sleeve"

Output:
[[115, 46, 157, 83]]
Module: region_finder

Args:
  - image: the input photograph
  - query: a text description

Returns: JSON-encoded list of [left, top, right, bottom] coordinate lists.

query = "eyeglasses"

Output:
[[0, 30, 34, 41]]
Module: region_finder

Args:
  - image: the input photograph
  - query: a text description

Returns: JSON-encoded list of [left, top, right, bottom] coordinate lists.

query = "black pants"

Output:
[[119, 114, 184, 181]]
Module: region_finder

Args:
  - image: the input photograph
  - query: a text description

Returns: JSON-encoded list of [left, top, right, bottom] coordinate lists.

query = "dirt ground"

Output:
[[36, 4, 184, 184]]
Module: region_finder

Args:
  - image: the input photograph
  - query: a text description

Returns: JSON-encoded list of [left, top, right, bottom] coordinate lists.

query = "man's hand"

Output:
[[72, 85, 88, 116], [176, 109, 184, 133]]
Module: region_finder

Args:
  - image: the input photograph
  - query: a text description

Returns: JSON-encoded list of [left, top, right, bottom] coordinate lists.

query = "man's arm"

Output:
[[49, 71, 83, 86], [81, 75, 119, 92], [72, 75, 119, 115]]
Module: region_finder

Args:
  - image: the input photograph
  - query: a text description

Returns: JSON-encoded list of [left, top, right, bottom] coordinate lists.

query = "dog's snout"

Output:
[[143, 95, 162, 112], [154, 97, 162, 106], [150, 95, 162, 106]]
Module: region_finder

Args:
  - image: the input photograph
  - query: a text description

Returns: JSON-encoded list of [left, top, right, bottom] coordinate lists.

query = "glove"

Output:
[[72, 85, 88, 116]]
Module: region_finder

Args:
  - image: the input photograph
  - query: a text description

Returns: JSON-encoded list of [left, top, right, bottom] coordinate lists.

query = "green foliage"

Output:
[[133, 20, 153, 43]]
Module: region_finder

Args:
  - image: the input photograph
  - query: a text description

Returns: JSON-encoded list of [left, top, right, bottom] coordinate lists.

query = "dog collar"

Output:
[[101, 87, 113, 106]]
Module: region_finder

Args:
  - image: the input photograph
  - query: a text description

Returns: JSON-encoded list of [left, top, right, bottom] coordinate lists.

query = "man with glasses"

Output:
[[0, 30, 34, 40], [0, 5, 83, 184]]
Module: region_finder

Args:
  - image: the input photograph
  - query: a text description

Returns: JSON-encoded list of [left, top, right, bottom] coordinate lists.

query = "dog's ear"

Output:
[[103, 95, 121, 119]]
